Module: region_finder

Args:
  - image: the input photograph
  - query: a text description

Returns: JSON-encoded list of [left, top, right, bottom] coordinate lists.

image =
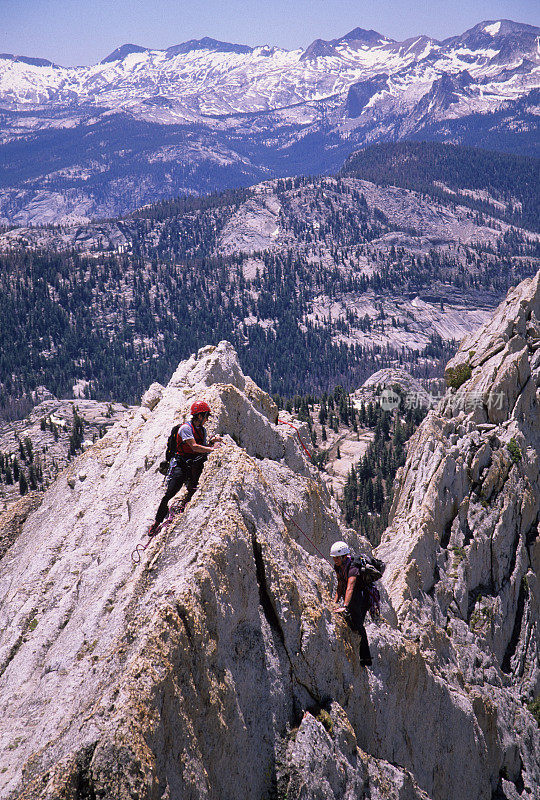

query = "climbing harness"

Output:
[[278, 418, 314, 462]]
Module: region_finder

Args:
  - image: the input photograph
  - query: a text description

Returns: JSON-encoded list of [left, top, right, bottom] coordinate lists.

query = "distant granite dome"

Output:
[[353, 368, 432, 408]]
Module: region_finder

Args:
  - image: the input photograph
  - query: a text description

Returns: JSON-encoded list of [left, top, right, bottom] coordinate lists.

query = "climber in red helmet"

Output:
[[148, 401, 223, 535]]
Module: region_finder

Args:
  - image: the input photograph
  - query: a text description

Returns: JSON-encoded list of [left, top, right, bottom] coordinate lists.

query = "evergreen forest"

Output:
[[1, 144, 539, 420]]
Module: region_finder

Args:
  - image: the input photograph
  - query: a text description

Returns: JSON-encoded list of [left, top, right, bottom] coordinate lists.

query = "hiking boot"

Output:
[[148, 522, 159, 538], [360, 658, 372, 668]]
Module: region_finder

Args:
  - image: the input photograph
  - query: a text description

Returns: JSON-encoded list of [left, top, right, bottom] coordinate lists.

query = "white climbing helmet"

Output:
[[330, 541, 350, 558]]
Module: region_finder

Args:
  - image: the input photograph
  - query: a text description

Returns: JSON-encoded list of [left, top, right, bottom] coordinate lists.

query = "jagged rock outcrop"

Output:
[[0, 398, 133, 514], [0, 328, 539, 799], [379, 273, 540, 797]]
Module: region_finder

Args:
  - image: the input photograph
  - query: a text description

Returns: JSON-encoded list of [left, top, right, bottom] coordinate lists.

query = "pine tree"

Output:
[[19, 471, 28, 496], [24, 437, 33, 462], [69, 409, 85, 455], [28, 464, 38, 490]]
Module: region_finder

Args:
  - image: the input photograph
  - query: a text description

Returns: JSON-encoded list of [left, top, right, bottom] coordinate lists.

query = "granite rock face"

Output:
[[0, 321, 539, 799], [0, 397, 133, 514], [379, 273, 540, 795]]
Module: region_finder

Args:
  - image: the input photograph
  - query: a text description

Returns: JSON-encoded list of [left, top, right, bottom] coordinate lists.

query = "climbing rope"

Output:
[[284, 514, 328, 561], [278, 418, 314, 462], [131, 539, 152, 565], [130, 503, 183, 564]]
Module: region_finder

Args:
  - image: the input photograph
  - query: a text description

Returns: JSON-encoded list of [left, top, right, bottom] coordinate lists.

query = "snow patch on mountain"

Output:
[[484, 22, 502, 36], [0, 20, 537, 122], [0, 20, 538, 223]]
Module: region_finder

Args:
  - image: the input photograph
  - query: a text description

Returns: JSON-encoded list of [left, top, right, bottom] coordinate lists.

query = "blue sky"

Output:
[[2, 0, 538, 66]]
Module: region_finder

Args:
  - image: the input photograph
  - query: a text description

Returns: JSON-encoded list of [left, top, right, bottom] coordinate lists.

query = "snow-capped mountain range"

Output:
[[0, 19, 538, 224]]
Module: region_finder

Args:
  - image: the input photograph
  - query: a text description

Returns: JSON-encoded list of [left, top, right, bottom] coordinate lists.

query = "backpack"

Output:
[[366, 585, 381, 620], [165, 424, 181, 462], [351, 554, 385, 620], [158, 424, 181, 474], [351, 554, 385, 584]]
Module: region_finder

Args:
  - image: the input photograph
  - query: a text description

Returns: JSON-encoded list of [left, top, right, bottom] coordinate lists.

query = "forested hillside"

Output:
[[341, 141, 540, 231], [0, 245, 450, 417], [1, 144, 539, 419]]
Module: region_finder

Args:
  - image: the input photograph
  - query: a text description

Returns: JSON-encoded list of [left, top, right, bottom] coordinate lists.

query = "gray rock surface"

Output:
[[0, 316, 539, 799], [0, 397, 133, 513], [352, 368, 433, 409], [379, 273, 540, 794]]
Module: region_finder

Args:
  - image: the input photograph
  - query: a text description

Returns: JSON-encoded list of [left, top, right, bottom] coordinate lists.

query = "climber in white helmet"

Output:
[[330, 540, 373, 667]]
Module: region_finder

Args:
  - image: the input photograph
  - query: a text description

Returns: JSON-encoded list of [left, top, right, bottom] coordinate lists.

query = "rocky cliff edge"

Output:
[[0, 330, 539, 799]]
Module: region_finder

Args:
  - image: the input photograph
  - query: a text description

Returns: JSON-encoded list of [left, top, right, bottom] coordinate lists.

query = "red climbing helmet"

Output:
[[191, 400, 211, 416]]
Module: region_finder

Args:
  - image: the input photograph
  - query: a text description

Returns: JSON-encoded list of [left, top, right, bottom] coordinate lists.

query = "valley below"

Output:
[[1, 159, 538, 413]]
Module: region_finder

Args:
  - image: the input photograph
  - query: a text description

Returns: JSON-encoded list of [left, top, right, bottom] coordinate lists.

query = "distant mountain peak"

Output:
[[0, 18, 538, 226], [340, 27, 393, 45], [166, 37, 253, 57], [443, 18, 540, 47], [300, 39, 338, 60], [301, 26, 392, 61], [101, 44, 148, 64], [0, 53, 58, 68], [476, 18, 540, 35]]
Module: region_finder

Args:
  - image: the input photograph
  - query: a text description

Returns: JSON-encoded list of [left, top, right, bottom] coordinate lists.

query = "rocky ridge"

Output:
[[0, 396, 133, 513], [379, 273, 540, 793], [0, 309, 538, 798]]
